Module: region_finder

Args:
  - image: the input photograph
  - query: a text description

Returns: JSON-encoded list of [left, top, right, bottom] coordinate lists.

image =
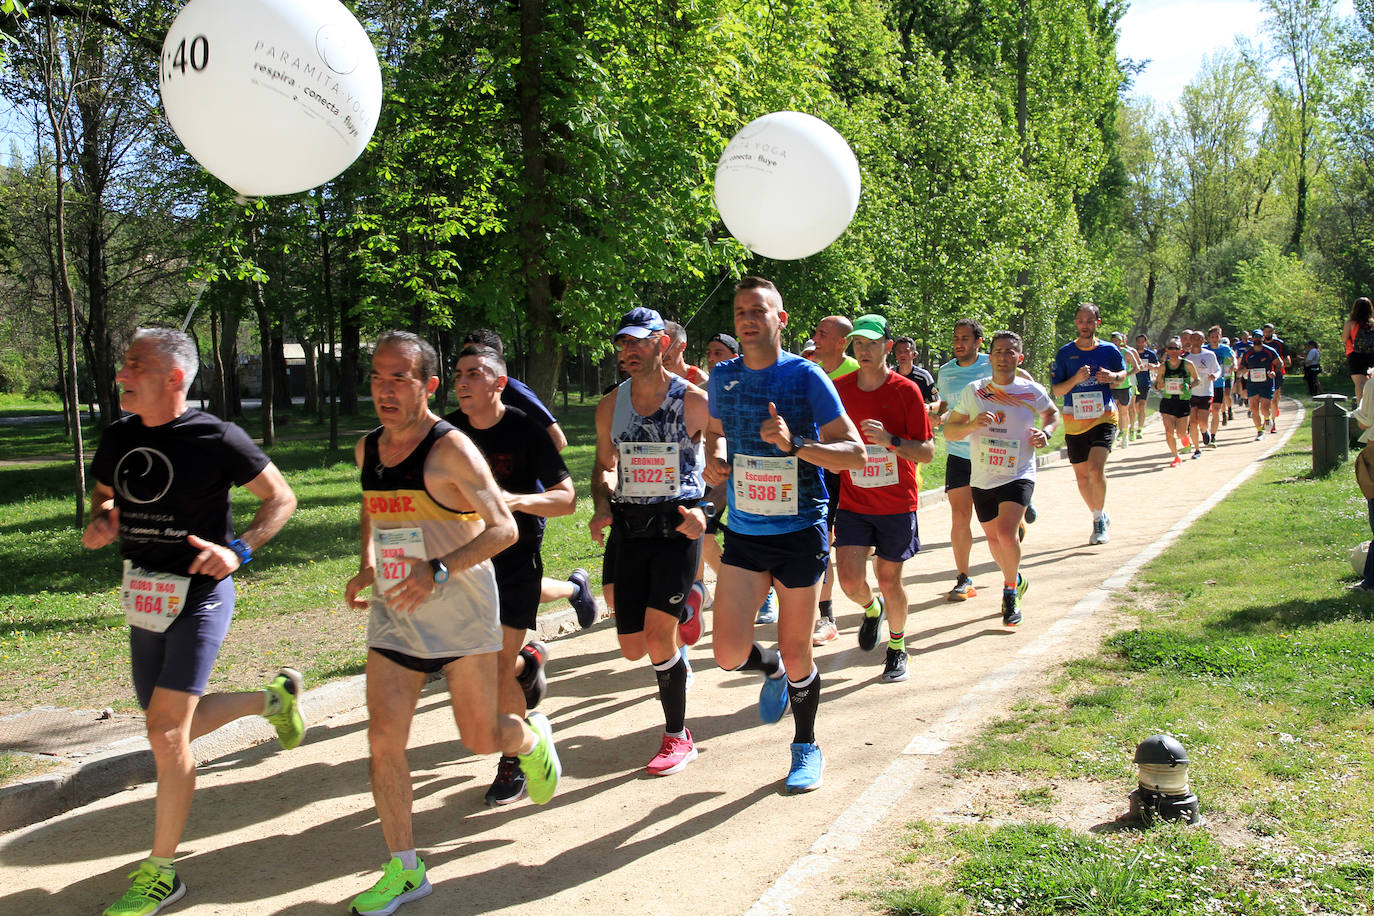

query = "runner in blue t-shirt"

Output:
[[934, 319, 991, 600], [705, 276, 864, 793], [1131, 333, 1159, 441], [1206, 326, 1235, 445], [1050, 303, 1127, 545]]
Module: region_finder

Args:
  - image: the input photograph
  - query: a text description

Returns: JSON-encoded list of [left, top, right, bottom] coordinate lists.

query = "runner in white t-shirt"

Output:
[[944, 331, 1059, 627]]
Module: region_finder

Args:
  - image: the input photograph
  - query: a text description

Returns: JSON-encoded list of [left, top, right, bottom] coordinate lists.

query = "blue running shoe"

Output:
[[759, 670, 789, 724], [568, 568, 597, 628], [786, 742, 824, 793], [756, 589, 777, 624]]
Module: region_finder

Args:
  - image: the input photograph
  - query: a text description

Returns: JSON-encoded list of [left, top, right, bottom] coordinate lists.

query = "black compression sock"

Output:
[[653, 654, 689, 735], [788, 666, 820, 745]]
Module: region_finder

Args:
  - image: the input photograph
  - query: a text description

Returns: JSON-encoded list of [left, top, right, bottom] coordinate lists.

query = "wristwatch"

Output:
[[789, 435, 815, 455], [228, 538, 253, 565], [428, 558, 450, 584], [888, 434, 902, 450], [697, 501, 717, 520]]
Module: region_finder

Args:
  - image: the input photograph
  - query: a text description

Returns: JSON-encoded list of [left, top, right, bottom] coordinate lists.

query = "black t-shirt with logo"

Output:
[[90, 409, 270, 581], [446, 405, 570, 568]]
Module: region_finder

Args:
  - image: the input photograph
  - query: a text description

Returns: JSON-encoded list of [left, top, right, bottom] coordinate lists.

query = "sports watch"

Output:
[[428, 558, 450, 584], [228, 538, 253, 565]]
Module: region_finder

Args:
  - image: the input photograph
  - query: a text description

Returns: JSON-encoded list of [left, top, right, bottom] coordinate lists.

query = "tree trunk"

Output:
[[340, 299, 359, 416], [43, 18, 86, 526], [250, 228, 276, 445], [302, 333, 319, 417], [75, 32, 117, 426], [45, 206, 71, 438], [210, 302, 227, 417], [219, 299, 242, 417], [316, 193, 340, 448], [517, 0, 563, 405], [271, 331, 291, 411]]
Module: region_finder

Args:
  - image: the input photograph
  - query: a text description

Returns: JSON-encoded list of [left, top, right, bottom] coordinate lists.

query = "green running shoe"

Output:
[[104, 861, 185, 916], [1016, 573, 1029, 602], [519, 711, 561, 805], [349, 857, 431, 915], [264, 667, 306, 749]]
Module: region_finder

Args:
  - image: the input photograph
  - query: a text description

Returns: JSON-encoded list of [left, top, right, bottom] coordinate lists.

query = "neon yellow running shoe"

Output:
[[104, 861, 185, 916], [518, 711, 561, 804], [349, 857, 431, 915], [264, 667, 306, 749]]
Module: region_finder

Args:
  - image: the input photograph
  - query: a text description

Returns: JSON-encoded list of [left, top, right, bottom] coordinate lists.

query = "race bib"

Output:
[[733, 454, 798, 516], [617, 442, 680, 498], [1163, 377, 1185, 396], [373, 527, 426, 595], [1249, 368, 1269, 383], [121, 561, 190, 633], [976, 436, 1022, 474], [850, 445, 898, 489], [1071, 390, 1106, 420]]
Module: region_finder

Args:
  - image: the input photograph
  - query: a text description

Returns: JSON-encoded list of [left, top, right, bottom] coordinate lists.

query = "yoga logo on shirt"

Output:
[[114, 448, 175, 504]]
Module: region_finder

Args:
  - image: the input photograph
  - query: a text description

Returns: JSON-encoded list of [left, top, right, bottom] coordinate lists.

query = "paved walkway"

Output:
[[0, 402, 1304, 915]]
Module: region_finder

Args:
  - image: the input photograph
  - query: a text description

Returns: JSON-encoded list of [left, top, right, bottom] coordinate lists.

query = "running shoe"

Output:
[[1134, 428, 1143, 441], [1001, 589, 1022, 627], [104, 861, 185, 916], [679, 581, 706, 646], [1269, 421, 1278, 433], [1117, 433, 1128, 450], [349, 857, 432, 916], [1192, 448, 1202, 460], [880, 648, 909, 683], [1089, 515, 1110, 545], [785, 742, 824, 793], [568, 568, 597, 628], [264, 667, 305, 750], [518, 712, 561, 805], [1255, 431, 1264, 441], [755, 589, 777, 624], [857, 596, 886, 651], [1170, 456, 1182, 467], [1025, 502, 1037, 524], [1181, 435, 1191, 448], [947, 573, 976, 601], [1221, 414, 1229, 426], [812, 616, 839, 646], [1207, 440, 1218, 449], [1202, 431, 1211, 445], [484, 755, 527, 807], [646, 730, 697, 776], [516, 641, 548, 710], [759, 669, 789, 724], [1016, 572, 1029, 603]]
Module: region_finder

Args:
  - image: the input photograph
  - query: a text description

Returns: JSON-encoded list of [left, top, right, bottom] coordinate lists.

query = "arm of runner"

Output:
[[186, 461, 297, 579], [346, 437, 377, 608], [798, 410, 866, 471], [1051, 364, 1092, 397], [1031, 404, 1060, 448], [942, 409, 990, 442], [858, 418, 934, 464], [589, 393, 618, 546], [546, 422, 568, 453], [506, 478, 576, 518], [81, 481, 119, 549], [703, 416, 730, 487]]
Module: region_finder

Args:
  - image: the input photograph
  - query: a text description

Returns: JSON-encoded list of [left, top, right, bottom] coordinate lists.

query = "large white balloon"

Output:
[[714, 111, 861, 261], [159, 0, 382, 197]]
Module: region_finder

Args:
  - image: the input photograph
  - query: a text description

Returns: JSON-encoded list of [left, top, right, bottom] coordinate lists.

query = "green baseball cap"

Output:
[[847, 314, 890, 341]]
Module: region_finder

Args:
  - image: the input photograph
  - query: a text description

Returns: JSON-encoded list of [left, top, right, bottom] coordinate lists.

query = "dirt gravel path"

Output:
[[0, 403, 1303, 915]]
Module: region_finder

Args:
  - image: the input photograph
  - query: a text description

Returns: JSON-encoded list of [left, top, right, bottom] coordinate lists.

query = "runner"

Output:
[[664, 320, 710, 387], [943, 331, 1059, 626], [1261, 324, 1290, 432], [1050, 303, 1128, 545], [460, 329, 596, 627], [1240, 330, 1282, 439], [831, 315, 934, 681], [83, 328, 301, 916], [1206, 326, 1234, 444], [1183, 330, 1220, 459], [1233, 329, 1252, 411], [589, 308, 711, 776], [1132, 333, 1159, 440], [699, 334, 739, 596], [892, 334, 937, 405], [1108, 332, 1141, 449], [705, 277, 865, 792], [345, 331, 560, 915], [449, 344, 576, 806], [809, 316, 859, 643], [1155, 336, 1199, 466], [934, 318, 992, 599]]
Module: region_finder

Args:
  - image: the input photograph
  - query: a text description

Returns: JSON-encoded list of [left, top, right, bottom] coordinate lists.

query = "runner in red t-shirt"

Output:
[[831, 314, 935, 683]]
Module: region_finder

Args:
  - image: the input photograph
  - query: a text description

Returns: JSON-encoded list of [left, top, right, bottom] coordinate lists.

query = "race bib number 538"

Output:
[[733, 454, 798, 516]]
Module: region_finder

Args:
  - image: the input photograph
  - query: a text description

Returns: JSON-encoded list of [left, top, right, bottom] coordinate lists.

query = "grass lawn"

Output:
[[867, 405, 1374, 916]]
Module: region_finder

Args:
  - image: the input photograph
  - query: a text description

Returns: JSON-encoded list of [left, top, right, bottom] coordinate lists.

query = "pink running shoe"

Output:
[[647, 730, 697, 776], [679, 581, 706, 646]]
